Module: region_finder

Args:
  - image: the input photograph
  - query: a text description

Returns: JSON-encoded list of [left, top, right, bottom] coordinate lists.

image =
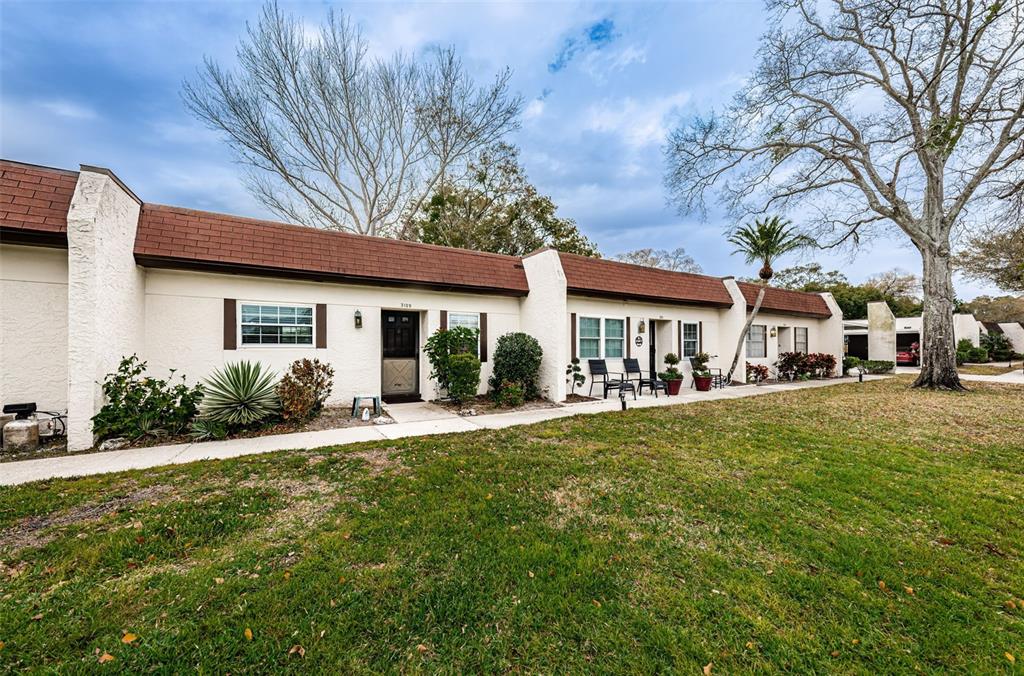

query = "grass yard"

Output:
[[1, 377, 1022, 672], [959, 364, 1021, 376]]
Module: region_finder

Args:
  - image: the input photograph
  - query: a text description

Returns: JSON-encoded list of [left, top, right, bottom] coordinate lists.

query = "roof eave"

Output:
[[134, 254, 530, 297], [567, 288, 733, 308], [0, 226, 68, 249]]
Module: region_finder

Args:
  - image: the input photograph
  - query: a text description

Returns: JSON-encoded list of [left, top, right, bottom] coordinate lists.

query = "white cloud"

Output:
[[583, 91, 691, 149], [38, 99, 97, 120], [578, 43, 647, 82], [524, 98, 546, 120]]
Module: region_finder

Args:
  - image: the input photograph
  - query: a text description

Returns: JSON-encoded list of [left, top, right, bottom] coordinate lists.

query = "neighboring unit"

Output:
[[1, 159, 843, 451]]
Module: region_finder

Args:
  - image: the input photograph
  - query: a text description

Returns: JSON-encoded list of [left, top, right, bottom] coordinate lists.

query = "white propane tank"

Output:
[[3, 418, 39, 454]]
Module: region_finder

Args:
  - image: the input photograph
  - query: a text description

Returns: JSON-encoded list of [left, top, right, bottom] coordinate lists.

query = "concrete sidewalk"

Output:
[[895, 365, 1024, 384], [1, 376, 886, 487]]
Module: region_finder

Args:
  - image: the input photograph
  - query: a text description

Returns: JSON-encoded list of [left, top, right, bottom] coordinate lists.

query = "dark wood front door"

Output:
[[382, 310, 419, 399], [648, 319, 658, 379]]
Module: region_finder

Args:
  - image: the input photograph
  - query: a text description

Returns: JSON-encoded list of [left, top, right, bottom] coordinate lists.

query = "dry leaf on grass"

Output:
[[244, 628, 253, 641], [703, 662, 713, 674], [121, 633, 138, 644], [98, 653, 115, 663], [288, 644, 305, 657]]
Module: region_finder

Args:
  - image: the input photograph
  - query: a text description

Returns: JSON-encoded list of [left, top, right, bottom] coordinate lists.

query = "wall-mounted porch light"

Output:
[[637, 320, 646, 334], [354, 310, 363, 329], [769, 326, 777, 338]]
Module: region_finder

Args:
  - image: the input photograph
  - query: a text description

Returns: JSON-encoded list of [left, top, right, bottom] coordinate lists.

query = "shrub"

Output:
[[746, 362, 769, 383], [190, 418, 228, 441], [489, 332, 543, 399], [278, 358, 335, 420], [806, 352, 837, 377], [566, 358, 585, 394], [967, 346, 989, 363], [425, 326, 479, 396], [199, 361, 281, 427], [776, 351, 807, 380], [861, 360, 895, 374], [447, 352, 482, 404], [843, 356, 862, 373], [982, 332, 1014, 361], [92, 355, 203, 441], [495, 380, 525, 408], [659, 352, 686, 380]]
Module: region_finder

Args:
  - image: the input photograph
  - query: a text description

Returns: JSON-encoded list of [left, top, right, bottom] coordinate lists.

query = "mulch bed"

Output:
[[0, 405, 393, 463], [433, 395, 562, 416], [562, 393, 597, 403]]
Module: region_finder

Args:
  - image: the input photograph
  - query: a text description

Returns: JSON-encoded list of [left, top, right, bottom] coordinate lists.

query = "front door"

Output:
[[648, 319, 658, 379], [382, 310, 419, 400]]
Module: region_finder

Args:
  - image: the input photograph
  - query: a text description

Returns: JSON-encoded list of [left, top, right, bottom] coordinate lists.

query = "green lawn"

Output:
[[1, 378, 1022, 672]]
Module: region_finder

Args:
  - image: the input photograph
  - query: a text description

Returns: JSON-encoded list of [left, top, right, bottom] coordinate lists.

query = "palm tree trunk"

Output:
[[726, 285, 766, 383]]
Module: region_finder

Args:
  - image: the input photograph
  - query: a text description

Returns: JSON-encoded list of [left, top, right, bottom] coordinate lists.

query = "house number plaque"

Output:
[[634, 336, 643, 347]]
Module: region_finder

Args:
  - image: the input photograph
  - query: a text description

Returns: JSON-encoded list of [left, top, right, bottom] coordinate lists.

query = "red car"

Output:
[[897, 342, 920, 366]]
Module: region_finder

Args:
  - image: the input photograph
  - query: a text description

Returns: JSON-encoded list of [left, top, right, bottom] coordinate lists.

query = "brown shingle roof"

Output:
[[736, 281, 832, 318], [0, 159, 78, 245], [982, 321, 1003, 334], [134, 204, 530, 295], [557, 252, 734, 307]]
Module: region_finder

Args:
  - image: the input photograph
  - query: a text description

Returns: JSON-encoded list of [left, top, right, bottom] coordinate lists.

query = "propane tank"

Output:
[[3, 418, 39, 454]]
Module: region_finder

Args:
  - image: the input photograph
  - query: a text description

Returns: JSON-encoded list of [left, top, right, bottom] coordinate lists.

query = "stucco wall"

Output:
[[566, 295, 726, 391], [520, 250, 568, 401], [0, 244, 69, 410], [953, 313, 981, 347], [142, 269, 521, 404], [66, 169, 145, 450], [867, 301, 897, 367], [740, 311, 837, 376], [998, 322, 1024, 353]]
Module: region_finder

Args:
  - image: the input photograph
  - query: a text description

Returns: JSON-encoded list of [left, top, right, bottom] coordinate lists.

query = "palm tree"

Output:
[[724, 216, 811, 383]]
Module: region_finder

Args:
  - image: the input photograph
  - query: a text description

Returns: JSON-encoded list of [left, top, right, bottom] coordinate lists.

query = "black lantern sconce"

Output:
[[354, 310, 363, 329]]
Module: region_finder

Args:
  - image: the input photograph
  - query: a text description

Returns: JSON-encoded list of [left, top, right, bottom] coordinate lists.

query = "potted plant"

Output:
[[690, 352, 714, 391], [658, 352, 685, 395]]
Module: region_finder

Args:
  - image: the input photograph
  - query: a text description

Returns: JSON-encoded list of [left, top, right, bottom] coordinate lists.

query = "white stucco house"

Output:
[[979, 321, 1024, 354], [843, 301, 982, 365], [1, 159, 844, 451]]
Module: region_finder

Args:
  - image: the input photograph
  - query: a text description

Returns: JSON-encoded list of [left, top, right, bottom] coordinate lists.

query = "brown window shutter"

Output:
[[224, 299, 237, 350], [570, 313, 577, 360], [316, 304, 327, 348], [440, 310, 447, 331], [698, 321, 703, 353], [479, 312, 488, 362], [677, 320, 682, 357], [626, 317, 632, 358]]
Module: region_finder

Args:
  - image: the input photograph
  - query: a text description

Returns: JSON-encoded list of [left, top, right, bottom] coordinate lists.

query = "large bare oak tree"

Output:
[[665, 0, 1024, 390], [183, 3, 522, 237]]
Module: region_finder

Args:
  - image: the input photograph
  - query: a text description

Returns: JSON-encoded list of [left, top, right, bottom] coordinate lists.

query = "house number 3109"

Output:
[[400, 303, 412, 308]]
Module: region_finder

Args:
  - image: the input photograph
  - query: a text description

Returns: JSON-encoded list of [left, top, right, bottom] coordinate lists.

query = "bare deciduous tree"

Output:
[[611, 247, 702, 273], [665, 0, 1024, 390], [183, 3, 522, 237]]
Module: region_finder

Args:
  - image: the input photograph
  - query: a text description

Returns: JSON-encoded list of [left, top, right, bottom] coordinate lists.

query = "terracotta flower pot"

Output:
[[694, 375, 713, 392], [666, 379, 683, 395]]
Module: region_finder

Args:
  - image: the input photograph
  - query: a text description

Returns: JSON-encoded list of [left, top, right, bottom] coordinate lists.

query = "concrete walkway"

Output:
[[1, 376, 889, 487]]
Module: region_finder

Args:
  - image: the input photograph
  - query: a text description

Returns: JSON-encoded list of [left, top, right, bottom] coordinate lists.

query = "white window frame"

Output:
[[682, 322, 699, 357], [448, 311, 481, 356], [239, 301, 316, 348], [578, 316, 627, 359], [794, 327, 809, 354], [746, 324, 767, 358]]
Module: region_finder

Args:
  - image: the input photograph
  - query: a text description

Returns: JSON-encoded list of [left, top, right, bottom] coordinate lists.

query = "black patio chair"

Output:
[[689, 357, 725, 389], [624, 358, 667, 397], [588, 359, 635, 399]]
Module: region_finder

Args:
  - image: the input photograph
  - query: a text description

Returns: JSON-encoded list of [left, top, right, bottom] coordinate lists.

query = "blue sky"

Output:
[[0, 1, 1000, 299]]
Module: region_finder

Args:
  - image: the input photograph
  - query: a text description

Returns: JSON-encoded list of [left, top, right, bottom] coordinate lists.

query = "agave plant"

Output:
[[198, 361, 281, 426]]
